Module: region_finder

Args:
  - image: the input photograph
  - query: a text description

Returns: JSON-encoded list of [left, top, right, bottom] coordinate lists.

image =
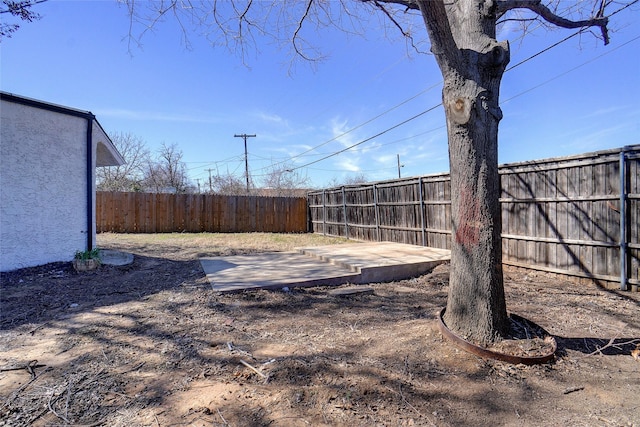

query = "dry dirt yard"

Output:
[[1, 232, 639, 427]]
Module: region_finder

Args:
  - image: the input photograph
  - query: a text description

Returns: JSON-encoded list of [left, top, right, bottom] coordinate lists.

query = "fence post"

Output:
[[418, 177, 426, 247], [322, 190, 327, 236], [373, 184, 381, 242], [620, 148, 628, 291], [342, 186, 348, 239]]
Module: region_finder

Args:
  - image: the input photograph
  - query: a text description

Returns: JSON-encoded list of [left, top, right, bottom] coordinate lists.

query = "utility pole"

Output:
[[397, 154, 404, 179], [205, 168, 215, 193], [234, 134, 256, 193]]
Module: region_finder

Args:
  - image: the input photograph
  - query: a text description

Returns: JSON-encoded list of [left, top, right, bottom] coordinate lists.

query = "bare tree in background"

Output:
[[122, 0, 620, 344], [143, 143, 190, 193], [260, 164, 311, 197], [97, 132, 150, 192], [343, 173, 369, 186], [327, 173, 370, 188], [209, 171, 248, 195], [0, 0, 47, 40], [205, 164, 309, 196]]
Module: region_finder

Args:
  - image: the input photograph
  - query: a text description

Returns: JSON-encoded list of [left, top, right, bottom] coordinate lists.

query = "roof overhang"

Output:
[[0, 91, 125, 167], [93, 120, 125, 167]]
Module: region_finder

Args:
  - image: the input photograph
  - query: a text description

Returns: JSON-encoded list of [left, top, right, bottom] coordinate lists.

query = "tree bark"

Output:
[[418, 0, 510, 345]]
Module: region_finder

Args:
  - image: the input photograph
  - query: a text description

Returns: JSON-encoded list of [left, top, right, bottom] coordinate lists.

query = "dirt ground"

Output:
[[1, 232, 639, 427]]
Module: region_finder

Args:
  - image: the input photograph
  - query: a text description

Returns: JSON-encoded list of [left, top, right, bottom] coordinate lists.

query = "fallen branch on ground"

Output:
[[581, 337, 640, 358], [563, 386, 584, 394], [0, 360, 46, 378], [1, 365, 52, 408], [239, 359, 267, 379]]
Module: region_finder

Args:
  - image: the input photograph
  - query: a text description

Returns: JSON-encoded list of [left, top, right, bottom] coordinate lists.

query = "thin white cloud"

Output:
[[498, 19, 521, 40], [335, 156, 361, 172], [330, 117, 358, 148], [562, 121, 638, 152], [376, 153, 396, 163], [253, 111, 286, 124], [581, 105, 637, 120]]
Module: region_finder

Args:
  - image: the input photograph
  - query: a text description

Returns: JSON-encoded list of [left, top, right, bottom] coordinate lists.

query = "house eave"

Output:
[[0, 91, 125, 167]]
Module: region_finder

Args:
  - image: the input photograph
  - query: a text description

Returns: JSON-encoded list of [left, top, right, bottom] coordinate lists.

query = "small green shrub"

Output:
[[74, 248, 101, 263]]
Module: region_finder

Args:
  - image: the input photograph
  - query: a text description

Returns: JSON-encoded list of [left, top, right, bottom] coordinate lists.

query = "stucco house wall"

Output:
[[0, 92, 124, 272]]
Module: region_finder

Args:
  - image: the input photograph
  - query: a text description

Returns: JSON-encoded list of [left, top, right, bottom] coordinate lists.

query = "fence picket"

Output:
[[307, 145, 639, 288], [96, 192, 308, 234]]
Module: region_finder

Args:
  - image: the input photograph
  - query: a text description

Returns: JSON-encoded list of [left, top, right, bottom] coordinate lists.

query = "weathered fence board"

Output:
[[308, 145, 639, 289], [96, 192, 308, 234]]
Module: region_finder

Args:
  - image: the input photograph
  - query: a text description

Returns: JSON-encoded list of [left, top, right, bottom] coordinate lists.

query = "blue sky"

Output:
[[1, 1, 639, 189]]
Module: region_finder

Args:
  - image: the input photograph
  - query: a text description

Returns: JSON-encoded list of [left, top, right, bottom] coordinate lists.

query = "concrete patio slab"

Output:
[[200, 252, 360, 292], [201, 242, 451, 293], [99, 249, 134, 266], [298, 241, 451, 284]]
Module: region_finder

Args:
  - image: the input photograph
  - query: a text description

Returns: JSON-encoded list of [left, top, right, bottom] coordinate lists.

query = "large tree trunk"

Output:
[[443, 76, 509, 344], [418, 0, 510, 345]]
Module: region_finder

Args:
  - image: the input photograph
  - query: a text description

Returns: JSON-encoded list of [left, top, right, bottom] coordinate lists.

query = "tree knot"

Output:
[[482, 40, 510, 75], [448, 97, 472, 125]]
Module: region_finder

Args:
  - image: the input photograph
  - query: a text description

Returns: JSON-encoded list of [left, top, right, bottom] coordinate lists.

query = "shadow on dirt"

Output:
[[0, 254, 203, 330], [2, 253, 639, 426], [555, 336, 639, 357]]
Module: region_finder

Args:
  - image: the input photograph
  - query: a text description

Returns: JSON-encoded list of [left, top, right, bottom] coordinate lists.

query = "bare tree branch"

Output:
[[292, 0, 315, 61], [260, 163, 311, 196], [120, 0, 617, 67], [140, 143, 190, 193], [496, 0, 610, 44], [0, 0, 47, 39], [367, 0, 419, 11], [236, 0, 253, 35], [0, 0, 47, 15], [368, 0, 427, 54], [97, 132, 151, 192]]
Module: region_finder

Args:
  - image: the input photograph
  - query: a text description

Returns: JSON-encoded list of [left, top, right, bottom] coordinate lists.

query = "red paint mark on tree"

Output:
[[455, 187, 481, 248]]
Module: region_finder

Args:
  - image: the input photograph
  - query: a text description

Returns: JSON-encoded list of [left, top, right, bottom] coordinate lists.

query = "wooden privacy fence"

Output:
[[308, 145, 640, 290], [96, 192, 308, 233]]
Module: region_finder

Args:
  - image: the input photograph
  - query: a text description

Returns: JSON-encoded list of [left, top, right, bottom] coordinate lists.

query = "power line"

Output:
[[251, 28, 550, 172], [261, 8, 553, 173], [251, 41, 573, 174], [286, 104, 442, 172], [185, 154, 244, 166], [291, 84, 439, 161], [246, 83, 442, 177], [506, 31, 582, 72], [286, 33, 638, 173], [193, 28, 634, 180], [502, 34, 640, 104], [189, 3, 637, 179], [187, 26, 571, 178]]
